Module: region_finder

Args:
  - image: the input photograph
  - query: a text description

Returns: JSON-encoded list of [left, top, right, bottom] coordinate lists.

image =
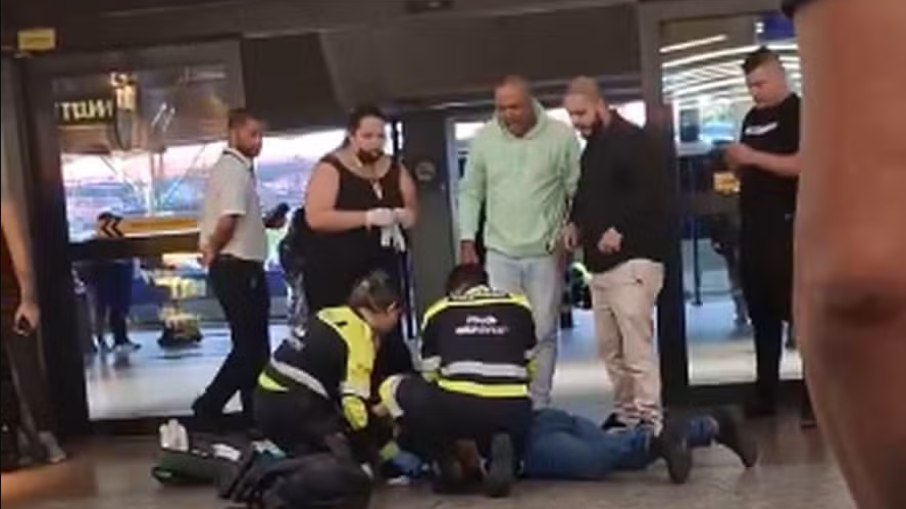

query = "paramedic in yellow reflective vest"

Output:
[[255, 270, 402, 458], [378, 264, 535, 498]]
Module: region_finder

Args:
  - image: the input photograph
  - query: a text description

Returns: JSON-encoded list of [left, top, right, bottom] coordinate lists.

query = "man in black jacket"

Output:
[[562, 77, 668, 432]]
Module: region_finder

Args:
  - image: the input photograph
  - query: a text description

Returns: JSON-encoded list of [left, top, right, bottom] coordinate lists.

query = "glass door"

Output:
[[658, 12, 804, 387]]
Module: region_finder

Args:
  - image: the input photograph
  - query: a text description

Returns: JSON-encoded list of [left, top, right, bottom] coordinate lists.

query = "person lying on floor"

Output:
[[254, 270, 402, 463], [378, 263, 537, 498], [522, 406, 758, 484]]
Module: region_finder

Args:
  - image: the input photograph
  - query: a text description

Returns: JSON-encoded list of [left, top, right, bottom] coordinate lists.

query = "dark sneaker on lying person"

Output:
[[600, 413, 630, 431], [650, 418, 692, 484], [483, 433, 516, 498], [712, 407, 759, 468]]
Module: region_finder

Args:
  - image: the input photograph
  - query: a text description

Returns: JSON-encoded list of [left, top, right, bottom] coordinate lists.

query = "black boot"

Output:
[[711, 408, 759, 468], [431, 449, 465, 495], [651, 419, 692, 484], [483, 434, 515, 498]]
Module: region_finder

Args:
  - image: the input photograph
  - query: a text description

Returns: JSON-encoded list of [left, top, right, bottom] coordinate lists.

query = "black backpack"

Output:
[[279, 207, 311, 278], [221, 449, 372, 509]]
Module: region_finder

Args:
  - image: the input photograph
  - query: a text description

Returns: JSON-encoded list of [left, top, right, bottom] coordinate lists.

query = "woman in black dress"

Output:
[[303, 105, 418, 378]]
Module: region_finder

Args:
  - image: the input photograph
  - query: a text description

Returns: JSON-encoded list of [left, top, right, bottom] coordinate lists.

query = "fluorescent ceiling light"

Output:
[[660, 34, 729, 54], [664, 43, 799, 69]]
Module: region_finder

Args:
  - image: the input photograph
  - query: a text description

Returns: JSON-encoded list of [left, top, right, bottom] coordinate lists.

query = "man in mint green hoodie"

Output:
[[458, 76, 581, 408]]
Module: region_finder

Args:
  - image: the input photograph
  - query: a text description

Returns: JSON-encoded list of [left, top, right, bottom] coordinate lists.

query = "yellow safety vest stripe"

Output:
[[258, 371, 289, 392], [437, 379, 528, 398], [319, 307, 375, 402]]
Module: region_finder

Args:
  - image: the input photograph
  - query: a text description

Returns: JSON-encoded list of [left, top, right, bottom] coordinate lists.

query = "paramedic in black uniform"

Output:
[[724, 47, 802, 418], [378, 264, 535, 498], [255, 270, 402, 460]]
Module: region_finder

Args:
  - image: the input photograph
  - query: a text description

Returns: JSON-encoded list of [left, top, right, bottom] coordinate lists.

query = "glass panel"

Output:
[[73, 253, 289, 419], [660, 12, 803, 386], [56, 64, 402, 419], [56, 65, 232, 242]]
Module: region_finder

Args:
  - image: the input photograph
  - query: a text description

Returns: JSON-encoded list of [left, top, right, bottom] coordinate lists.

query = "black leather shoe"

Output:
[[483, 434, 515, 498], [651, 419, 692, 484]]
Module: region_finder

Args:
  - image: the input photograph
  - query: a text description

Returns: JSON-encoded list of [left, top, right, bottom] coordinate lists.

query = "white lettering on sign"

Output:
[[56, 98, 115, 124]]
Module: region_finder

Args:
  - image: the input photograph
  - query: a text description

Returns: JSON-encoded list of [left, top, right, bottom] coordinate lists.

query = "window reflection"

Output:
[[661, 12, 803, 386]]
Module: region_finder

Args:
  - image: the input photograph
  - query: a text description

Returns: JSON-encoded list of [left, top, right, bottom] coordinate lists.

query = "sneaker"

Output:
[[114, 341, 141, 353], [600, 413, 629, 431], [711, 408, 758, 468], [651, 418, 692, 484], [97, 338, 112, 354], [38, 432, 67, 464], [483, 433, 515, 498]]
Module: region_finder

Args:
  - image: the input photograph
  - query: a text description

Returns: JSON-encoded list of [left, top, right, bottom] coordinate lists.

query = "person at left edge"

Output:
[[194, 109, 274, 429], [255, 270, 402, 461]]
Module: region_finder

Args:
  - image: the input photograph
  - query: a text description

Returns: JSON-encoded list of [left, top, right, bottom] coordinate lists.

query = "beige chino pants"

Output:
[[590, 258, 664, 428]]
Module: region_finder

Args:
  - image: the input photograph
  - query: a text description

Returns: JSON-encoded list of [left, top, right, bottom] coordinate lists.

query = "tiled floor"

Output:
[[1, 412, 852, 509]]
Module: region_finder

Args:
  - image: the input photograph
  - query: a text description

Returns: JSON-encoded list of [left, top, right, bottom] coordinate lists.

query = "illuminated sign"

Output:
[[56, 97, 116, 125], [18, 28, 56, 52]]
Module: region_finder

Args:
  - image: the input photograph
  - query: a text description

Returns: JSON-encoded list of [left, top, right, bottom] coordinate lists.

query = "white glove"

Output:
[[380, 224, 407, 252], [391, 224, 407, 252], [365, 208, 395, 228], [393, 208, 416, 229]]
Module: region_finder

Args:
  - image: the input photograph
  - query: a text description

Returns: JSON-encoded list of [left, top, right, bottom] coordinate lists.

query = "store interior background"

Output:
[[3, 5, 805, 422]]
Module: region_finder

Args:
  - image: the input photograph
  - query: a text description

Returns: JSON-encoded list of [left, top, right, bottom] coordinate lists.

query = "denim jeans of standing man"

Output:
[[485, 250, 562, 408]]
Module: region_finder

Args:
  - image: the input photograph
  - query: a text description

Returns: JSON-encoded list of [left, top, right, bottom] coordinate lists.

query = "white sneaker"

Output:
[[38, 432, 67, 464]]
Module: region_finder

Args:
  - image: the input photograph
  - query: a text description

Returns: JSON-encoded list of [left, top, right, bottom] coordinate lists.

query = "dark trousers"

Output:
[[92, 260, 133, 345], [197, 257, 270, 421], [303, 250, 412, 380], [1, 290, 55, 449], [740, 224, 793, 405], [254, 387, 343, 457], [392, 376, 532, 461], [255, 387, 387, 464]]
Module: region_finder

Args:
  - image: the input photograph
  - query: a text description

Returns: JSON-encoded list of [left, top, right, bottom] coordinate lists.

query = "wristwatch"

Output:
[[782, 0, 814, 17]]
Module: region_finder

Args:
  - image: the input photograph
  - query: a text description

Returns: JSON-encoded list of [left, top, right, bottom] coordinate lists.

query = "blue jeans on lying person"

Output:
[[522, 409, 717, 480]]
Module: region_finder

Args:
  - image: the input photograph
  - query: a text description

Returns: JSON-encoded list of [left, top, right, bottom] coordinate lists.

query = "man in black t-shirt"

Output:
[[725, 47, 802, 418]]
